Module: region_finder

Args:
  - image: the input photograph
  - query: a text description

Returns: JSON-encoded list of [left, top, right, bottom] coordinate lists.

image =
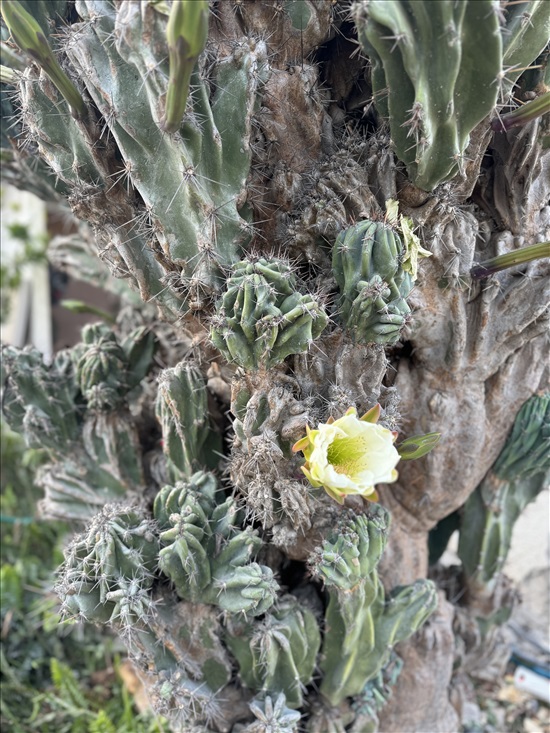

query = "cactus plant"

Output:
[[458, 393, 550, 589], [332, 220, 413, 345], [2, 0, 549, 731], [353, 0, 550, 191], [225, 595, 321, 708]]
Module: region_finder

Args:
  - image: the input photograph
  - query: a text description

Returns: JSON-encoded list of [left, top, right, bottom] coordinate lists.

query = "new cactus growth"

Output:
[[350, 654, 404, 733], [239, 693, 301, 733], [156, 361, 222, 478], [210, 258, 328, 370], [57, 503, 159, 627], [225, 596, 321, 708], [310, 505, 437, 706], [161, 0, 209, 134], [332, 220, 413, 345], [155, 472, 279, 615]]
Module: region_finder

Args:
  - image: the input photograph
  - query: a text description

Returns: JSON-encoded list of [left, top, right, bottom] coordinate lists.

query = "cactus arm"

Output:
[[1, 324, 154, 520], [154, 474, 279, 616], [354, 0, 503, 189], [501, 0, 550, 90], [155, 361, 222, 478], [458, 394, 550, 588], [0, 0, 86, 117], [225, 598, 321, 708], [311, 507, 437, 707]]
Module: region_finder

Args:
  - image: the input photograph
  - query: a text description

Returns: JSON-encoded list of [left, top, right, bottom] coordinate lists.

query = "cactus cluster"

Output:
[[332, 220, 413, 345], [155, 472, 279, 616], [353, 0, 550, 190], [57, 503, 159, 629], [56, 501, 238, 731], [53, 473, 436, 731], [2, 0, 271, 315], [210, 257, 328, 370], [1, 323, 154, 519]]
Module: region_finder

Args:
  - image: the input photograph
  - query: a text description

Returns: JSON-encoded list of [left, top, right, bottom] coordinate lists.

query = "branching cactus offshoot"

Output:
[[354, 0, 550, 190], [332, 220, 413, 345], [210, 257, 328, 370], [1, 0, 549, 731], [310, 505, 437, 707], [458, 393, 550, 590]]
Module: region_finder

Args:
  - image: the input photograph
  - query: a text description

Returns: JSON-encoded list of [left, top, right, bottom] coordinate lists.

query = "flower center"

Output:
[[326, 435, 370, 475]]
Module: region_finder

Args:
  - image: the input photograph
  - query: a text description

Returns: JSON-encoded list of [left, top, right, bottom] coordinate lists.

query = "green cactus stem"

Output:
[[0, 63, 16, 82], [77, 322, 155, 410], [332, 220, 413, 345], [155, 361, 222, 478], [225, 596, 321, 708], [349, 653, 403, 733], [458, 393, 550, 589], [353, 0, 550, 190], [161, 0, 209, 134], [56, 503, 237, 730], [13, 0, 271, 314], [310, 505, 437, 707], [60, 299, 116, 323], [154, 473, 279, 616], [491, 92, 550, 132], [470, 242, 550, 280], [1, 325, 154, 520], [210, 257, 328, 370], [57, 503, 159, 627], [1, 344, 81, 452], [0, 0, 86, 118]]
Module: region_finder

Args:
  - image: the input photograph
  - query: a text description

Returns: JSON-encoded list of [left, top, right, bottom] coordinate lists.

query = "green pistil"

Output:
[[327, 436, 369, 467]]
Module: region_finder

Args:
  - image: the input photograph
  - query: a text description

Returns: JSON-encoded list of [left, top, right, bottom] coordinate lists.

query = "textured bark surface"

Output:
[[380, 594, 459, 733]]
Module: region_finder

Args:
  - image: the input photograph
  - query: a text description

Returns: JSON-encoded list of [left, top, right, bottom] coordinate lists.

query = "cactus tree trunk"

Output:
[[1, 1, 549, 732]]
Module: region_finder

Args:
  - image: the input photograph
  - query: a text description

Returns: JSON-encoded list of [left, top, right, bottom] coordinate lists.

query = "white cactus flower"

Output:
[[292, 406, 400, 504]]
